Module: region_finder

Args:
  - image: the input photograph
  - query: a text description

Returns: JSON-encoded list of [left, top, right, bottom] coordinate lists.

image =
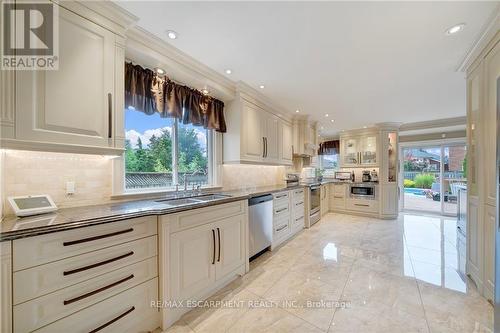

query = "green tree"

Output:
[[125, 139, 138, 172], [149, 130, 173, 172], [178, 126, 207, 173]]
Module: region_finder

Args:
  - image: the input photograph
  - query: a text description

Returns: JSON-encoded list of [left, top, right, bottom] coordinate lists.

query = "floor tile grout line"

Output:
[[403, 228, 432, 333]]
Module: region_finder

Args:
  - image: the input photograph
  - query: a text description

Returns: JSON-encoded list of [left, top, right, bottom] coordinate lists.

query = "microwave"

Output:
[[349, 184, 376, 199]]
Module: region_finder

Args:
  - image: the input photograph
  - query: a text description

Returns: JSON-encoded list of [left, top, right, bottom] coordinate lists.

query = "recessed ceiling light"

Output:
[[259, 85, 265, 89], [201, 88, 210, 95], [295, 109, 300, 113], [445, 23, 465, 35], [363, 126, 367, 129], [325, 114, 329, 117], [320, 126, 324, 129], [330, 119, 334, 123], [225, 69, 232, 74], [166, 30, 178, 39], [155, 68, 165, 75]]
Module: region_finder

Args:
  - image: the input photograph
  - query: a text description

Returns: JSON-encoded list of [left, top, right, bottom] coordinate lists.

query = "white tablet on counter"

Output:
[[7, 195, 58, 217]]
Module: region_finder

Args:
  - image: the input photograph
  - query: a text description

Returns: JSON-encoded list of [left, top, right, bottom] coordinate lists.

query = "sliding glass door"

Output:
[[401, 142, 467, 216]]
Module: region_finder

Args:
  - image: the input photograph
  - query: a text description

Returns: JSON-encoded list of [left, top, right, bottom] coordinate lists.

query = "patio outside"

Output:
[[403, 146, 467, 216]]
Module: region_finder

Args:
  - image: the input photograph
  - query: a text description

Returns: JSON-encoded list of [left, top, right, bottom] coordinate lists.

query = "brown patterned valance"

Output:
[[318, 140, 340, 155], [125, 62, 226, 133]]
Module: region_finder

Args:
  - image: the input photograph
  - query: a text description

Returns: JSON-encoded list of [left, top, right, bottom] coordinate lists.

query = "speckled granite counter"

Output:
[[0, 184, 305, 241]]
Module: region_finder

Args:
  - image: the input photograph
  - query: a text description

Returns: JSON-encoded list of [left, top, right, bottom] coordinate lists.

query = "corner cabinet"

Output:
[[223, 93, 293, 165], [0, 2, 130, 155]]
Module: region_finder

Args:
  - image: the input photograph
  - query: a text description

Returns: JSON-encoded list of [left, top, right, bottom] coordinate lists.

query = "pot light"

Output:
[[295, 109, 300, 113], [445, 23, 465, 35], [166, 30, 178, 39], [155, 68, 165, 75], [325, 114, 329, 117], [201, 88, 210, 95], [330, 119, 335, 123], [259, 85, 265, 89], [225, 69, 232, 74], [363, 126, 367, 128]]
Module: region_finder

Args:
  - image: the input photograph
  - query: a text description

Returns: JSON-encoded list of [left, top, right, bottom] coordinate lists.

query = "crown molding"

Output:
[[457, 3, 500, 72], [235, 81, 293, 120], [399, 116, 466, 132]]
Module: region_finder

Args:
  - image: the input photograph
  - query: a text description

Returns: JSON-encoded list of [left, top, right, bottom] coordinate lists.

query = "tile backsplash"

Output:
[[2, 150, 113, 216], [1, 150, 289, 217], [221, 164, 286, 189]]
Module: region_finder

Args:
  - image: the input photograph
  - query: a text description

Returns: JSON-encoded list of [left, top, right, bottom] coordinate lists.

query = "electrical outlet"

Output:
[[66, 181, 75, 195]]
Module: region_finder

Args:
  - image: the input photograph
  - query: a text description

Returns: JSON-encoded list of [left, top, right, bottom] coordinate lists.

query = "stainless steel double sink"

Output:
[[155, 194, 231, 207]]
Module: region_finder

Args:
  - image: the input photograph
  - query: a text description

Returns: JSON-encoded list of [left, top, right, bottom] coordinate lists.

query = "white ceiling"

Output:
[[116, 1, 498, 136]]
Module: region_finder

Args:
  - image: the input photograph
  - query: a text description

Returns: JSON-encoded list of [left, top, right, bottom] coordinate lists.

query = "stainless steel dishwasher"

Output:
[[248, 194, 273, 259]]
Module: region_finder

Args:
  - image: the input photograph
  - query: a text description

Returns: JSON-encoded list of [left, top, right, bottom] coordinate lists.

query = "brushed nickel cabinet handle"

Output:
[[212, 229, 216, 265], [295, 217, 303, 221], [63, 251, 134, 276], [64, 274, 134, 305], [354, 203, 370, 207], [262, 137, 266, 158], [275, 194, 287, 199], [264, 137, 268, 158], [275, 207, 287, 213], [334, 195, 344, 199], [63, 228, 134, 246], [108, 93, 112, 139], [276, 225, 287, 232], [88, 306, 135, 333], [295, 201, 304, 206], [217, 227, 221, 262]]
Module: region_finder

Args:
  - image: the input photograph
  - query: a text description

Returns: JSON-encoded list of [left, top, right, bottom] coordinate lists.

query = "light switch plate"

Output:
[[66, 181, 75, 195]]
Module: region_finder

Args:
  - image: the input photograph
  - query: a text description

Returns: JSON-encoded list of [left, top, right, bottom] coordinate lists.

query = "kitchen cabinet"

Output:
[[0, 242, 11, 333], [320, 184, 329, 216], [340, 133, 378, 167], [329, 184, 346, 211], [1, 2, 129, 155], [484, 41, 499, 207], [467, 196, 483, 292], [280, 121, 293, 164], [483, 205, 496, 302], [223, 94, 293, 165], [160, 200, 248, 327], [291, 188, 305, 235], [292, 116, 318, 157]]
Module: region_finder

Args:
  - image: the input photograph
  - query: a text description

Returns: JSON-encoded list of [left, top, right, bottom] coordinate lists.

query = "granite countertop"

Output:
[[0, 184, 306, 241]]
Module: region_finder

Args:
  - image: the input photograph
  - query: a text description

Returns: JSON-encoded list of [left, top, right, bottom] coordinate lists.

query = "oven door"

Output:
[[350, 185, 375, 199]]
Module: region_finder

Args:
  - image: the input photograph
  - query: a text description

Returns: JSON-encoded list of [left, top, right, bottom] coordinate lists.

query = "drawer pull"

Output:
[[354, 203, 370, 207], [88, 306, 135, 333], [63, 251, 134, 276], [295, 217, 303, 222], [63, 228, 134, 246], [275, 207, 288, 213], [212, 229, 216, 265], [295, 201, 304, 206], [275, 194, 287, 199], [217, 227, 221, 262], [276, 225, 287, 232], [334, 196, 344, 199], [64, 274, 134, 305]]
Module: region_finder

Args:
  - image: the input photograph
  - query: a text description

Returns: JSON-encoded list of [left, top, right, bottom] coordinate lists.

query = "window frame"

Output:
[[112, 117, 221, 196]]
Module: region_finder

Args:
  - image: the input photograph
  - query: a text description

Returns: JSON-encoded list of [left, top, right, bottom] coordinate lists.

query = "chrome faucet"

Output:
[[183, 170, 202, 193]]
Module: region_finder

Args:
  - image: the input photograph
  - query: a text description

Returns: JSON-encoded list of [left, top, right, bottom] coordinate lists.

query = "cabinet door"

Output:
[[380, 184, 398, 216], [359, 135, 378, 166], [467, 65, 482, 197], [280, 121, 293, 164], [216, 215, 245, 279], [16, 6, 115, 147], [264, 113, 279, 161], [467, 197, 483, 287], [170, 223, 216, 301], [0, 242, 11, 333], [341, 137, 359, 166], [242, 102, 264, 160], [484, 41, 500, 206], [484, 205, 496, 301]]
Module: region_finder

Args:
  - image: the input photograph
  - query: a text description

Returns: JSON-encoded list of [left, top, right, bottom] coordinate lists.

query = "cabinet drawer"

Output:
[[168, 200, 247, 233], [13, 216, 157, 271], [14, 236, 157, 304], [291, 215, 304, 228], [333, 185, 346, 196], [273, 215, 290, 239], [346, 199, 378, 213], [292, 188, 305, 197], [273, 200, 290, 216], [33, 278, 160, 333], [14, 257, 157, 332], [273, 191, 290, 201], [292, 202, 305, 219]]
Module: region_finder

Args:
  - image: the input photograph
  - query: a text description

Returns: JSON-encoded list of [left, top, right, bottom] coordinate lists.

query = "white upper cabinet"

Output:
[[340, 129, 382, 168], [359, 135, 378, 166], [341, 137, 360, 167], [484, 41, 499, 206], [1, 2, 131, 155], [292, 117, 317, 157], [223, 93, 293, 165]]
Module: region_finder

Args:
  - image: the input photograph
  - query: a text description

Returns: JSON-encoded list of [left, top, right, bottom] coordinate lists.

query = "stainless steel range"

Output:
[[308, 184, 321, 225]]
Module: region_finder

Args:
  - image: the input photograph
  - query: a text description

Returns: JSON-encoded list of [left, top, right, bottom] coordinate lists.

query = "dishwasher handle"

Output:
[[249, 194, 273, 206]]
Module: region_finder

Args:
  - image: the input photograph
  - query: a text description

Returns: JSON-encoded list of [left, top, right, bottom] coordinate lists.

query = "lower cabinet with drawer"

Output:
[[159, 200, 248, 328], [346, 198, 379, 214], [271, 188, 306, 249], [9, 216, 160, 333]]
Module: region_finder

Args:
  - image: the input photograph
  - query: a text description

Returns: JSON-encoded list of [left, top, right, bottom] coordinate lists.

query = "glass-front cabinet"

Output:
[[342, 137, 359, 166], [359, 135, 377, 166]]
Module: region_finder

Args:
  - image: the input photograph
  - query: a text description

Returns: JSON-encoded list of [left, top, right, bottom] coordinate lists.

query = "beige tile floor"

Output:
[[162, 212, 493, 333]]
